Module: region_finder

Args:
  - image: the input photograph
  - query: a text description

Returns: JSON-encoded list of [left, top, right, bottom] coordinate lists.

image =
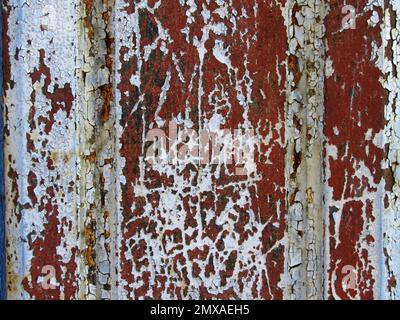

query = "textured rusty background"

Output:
[[1, 0, 400, 300]]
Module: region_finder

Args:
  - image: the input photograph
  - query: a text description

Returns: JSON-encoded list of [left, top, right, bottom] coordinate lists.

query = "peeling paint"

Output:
[[2, 0, 400, 300], [283, 0, 326, 300], [4, 0, 79, 300]]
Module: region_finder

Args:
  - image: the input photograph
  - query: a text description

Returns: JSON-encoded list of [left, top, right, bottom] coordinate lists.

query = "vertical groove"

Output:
[[77, 0, 116, 300], [284, 0, 326, 300], [382, 0, 400, 300]]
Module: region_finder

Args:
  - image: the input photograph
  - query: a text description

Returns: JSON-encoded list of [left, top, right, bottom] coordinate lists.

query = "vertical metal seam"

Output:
[[0, 0, 5, 301], [382, 0, 400, 300], [284, 0, 326, 300]]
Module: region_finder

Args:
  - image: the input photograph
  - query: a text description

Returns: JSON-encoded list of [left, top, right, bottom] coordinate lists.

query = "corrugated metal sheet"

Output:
[[1, 0, 400, 300]]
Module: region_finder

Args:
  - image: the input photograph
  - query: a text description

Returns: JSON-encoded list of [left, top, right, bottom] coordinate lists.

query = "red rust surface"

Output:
[[2, 0, 400, 300], [324, 0, 386, 299], [117, 0, 288, 300]]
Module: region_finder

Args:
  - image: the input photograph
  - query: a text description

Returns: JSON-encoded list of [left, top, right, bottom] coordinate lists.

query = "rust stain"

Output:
[[83, 219, 97, 269], [306, 187, 314, 204], [100, 84, 113, 123], [3, 0, 400, 301]]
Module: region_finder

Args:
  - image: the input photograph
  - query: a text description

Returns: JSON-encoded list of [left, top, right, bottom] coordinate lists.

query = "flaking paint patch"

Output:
[[380, 0, 400, 300], [3, 0, 400, 301], [77, 0, 116, 300], [4, 0, 79, 299], [324, 0, 387, 300], [115, 0, 287, 299], [282, 0, 326, 300]]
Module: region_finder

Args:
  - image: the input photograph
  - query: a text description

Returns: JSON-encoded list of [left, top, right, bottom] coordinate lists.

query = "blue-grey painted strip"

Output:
[[0, 3, 5, 300]]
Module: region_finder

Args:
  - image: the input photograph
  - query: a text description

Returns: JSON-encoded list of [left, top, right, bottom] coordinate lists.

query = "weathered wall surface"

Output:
[[1, 0, 400, 300], [0, 1, 5, 300]]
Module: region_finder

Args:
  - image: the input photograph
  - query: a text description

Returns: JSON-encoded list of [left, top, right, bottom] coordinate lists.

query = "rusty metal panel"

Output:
[[1, 0, 400, 300], [323, 0, 400, 300], [114, 0, 288, 300], [3, 0, 80, 299], [324, 0, 386, 300]]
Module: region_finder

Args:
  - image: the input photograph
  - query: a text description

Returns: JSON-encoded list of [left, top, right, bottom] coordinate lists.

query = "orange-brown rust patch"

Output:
[[105, 34, 114, 71], [84, 0, 95, 41], [306, 187, 314, 204], [100, 84, 113, 123], [288, 55, 301, 84], [83, 220, 96, 269], [86, 151, 97, 164]]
